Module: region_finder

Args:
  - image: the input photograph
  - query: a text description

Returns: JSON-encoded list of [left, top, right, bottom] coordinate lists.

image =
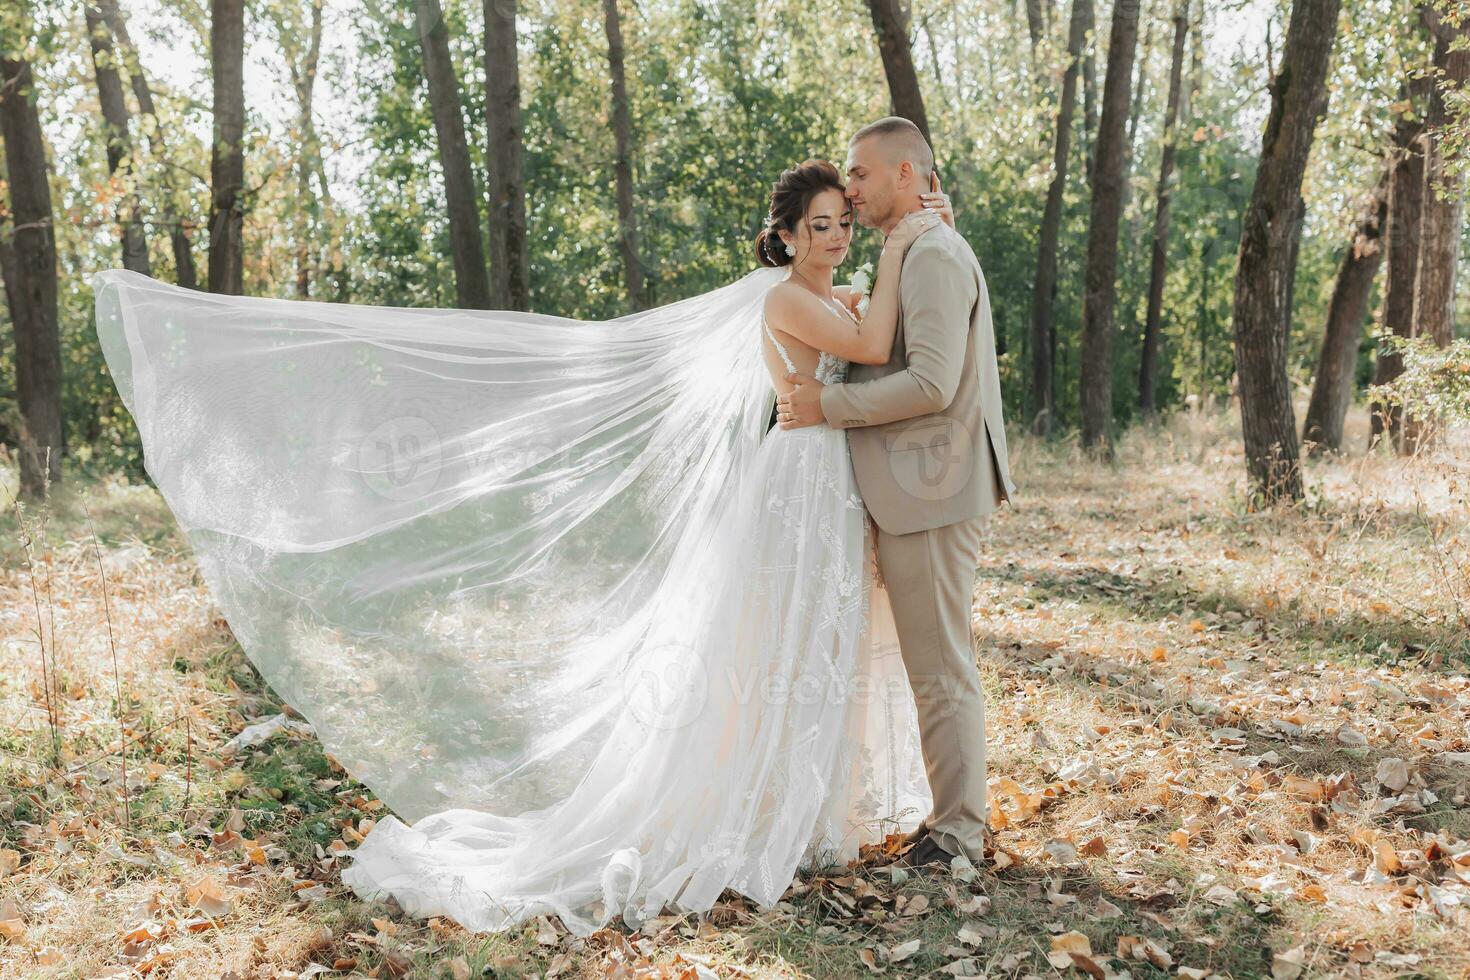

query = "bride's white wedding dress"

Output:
[[342, 317, 930, 934], [90, 265, 930, 937]]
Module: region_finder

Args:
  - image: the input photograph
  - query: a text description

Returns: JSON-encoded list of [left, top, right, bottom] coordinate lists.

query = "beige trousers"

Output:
[[874, 514, 988, 862]]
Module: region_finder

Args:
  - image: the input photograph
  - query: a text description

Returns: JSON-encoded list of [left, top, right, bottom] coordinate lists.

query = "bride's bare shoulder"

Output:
[[763, 281, 809, 329], [766, 280, 804, 303]]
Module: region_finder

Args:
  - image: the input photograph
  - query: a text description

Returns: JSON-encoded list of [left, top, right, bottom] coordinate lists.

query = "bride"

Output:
[[91, 158, 953, 937]]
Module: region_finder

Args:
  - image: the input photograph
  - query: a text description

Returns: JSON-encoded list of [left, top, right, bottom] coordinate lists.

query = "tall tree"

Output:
[[1029, 0, 1089, 435], [271, 0, 325, 298], [1138, 0, 1189, 417], [1020, 0, 1050, 103], [208, 0, 244, 294], [1125, 12, 1153, 161], [1081, 0, 1099, 181], [1231, 0, 1339, 502], [865, 0, 933, 144], [1025, 0, 1045, 61], [918, 11, 948, 99], [0, 54, 63, 499], [1118, 8, 1154, 251], [1182, 0, 1204, 121], [1078, 0, 1142, 454], [415, 0, 492, 309], [1403, 6, 1470, 453], [101, 0, 197, 288], [83, 1, 150, 275], [602, 0, 644, 309], [485, 0, 530, 310], [1302, 170, 1388, 452], [1369, 78, 1430, 449]]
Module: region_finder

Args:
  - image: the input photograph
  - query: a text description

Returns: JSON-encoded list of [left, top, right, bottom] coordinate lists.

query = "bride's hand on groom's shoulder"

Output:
[[883, 210, 941, 254]]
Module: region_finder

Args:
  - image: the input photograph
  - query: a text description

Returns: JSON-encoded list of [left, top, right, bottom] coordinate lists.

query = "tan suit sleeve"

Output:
[[819, 239, 977, 429]]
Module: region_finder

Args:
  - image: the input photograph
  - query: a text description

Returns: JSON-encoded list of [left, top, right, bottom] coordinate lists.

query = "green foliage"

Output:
[[1369, 333, 1470, 427], [343, 0, 454, 308], [0, 0, 1465, 473]]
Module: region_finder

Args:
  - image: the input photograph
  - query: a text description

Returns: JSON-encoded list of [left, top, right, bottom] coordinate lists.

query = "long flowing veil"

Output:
[[92, 265, 789, 823]]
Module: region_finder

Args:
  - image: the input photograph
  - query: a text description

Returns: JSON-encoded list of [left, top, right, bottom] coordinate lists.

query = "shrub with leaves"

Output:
[[1368, 334, 1470, 430]]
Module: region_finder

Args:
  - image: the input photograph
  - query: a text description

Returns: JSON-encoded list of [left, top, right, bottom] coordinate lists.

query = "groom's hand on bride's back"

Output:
[[776, 373, 825, 429]]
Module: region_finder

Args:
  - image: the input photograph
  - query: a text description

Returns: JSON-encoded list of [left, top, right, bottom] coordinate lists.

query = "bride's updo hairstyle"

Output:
[[755, 159, 847, 268]]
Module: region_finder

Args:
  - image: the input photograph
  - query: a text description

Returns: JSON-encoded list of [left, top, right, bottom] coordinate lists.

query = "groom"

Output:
[[776, 117, 1016, 870]]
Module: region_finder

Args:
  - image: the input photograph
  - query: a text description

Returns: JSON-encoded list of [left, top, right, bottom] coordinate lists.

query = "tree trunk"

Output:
[[919, 13, 948, 101], [1025, 0, 1044, 54], [865, 0, 933, 145], [1118, 10, 1153, 251], [1403, 7, 1470, 453], [1029, 0, 1088, 436], [1079, 0, 1142, 454], [415, 0, 492, 309], [1231, 0, 1339, 503], [1125, 12, 1151, 161], [84, 2, 151, 275], [484, 0, 530, 311], [1369, 78, 1430, 449], [263, 0, 326, 298], [288, 0, 323, 298], [1182, 0, 1203, 121], [602, 0, 645, 310], [208, 0, 244, 295], [1302, 170, 1388, 453], [102, 0, 197, 288], [1081, 0, 1098, 182], [1138, 1, 1188, 417], [0, 56, 64, 499]]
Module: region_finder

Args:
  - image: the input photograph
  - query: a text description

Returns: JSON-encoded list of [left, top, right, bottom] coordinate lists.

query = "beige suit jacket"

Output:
[[820, 222, 1016, 536]]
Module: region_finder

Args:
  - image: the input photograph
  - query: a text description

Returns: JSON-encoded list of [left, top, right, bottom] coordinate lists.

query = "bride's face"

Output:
[[780, 188, 854, 270]]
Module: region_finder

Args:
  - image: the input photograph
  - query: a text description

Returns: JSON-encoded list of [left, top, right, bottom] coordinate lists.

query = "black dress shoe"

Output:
[[900, 820, 929, 847], [893, 835, 958, 871]]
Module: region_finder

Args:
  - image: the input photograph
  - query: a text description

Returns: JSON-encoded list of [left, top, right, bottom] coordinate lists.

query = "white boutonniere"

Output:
[[849, 261, 874, 318]]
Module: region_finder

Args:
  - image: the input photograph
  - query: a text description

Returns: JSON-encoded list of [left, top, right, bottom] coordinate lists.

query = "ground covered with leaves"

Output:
[[1, 405, 1467, 979]]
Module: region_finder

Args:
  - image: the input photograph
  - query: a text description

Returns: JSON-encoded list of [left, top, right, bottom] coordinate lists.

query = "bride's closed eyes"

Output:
[[806, 209, 854, 234]]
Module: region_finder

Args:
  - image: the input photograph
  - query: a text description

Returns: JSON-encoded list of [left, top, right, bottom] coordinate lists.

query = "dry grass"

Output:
[[0, 402, 1467, 979]]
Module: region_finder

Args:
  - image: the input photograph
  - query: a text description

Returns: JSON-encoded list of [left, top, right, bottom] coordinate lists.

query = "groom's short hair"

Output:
[[851, 117, 934, 180]]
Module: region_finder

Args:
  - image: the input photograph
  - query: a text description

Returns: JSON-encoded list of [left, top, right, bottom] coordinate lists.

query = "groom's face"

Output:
[[843, 137, 901, 230]]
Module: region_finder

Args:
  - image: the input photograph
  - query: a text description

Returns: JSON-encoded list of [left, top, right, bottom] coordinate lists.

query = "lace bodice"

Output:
[[763, 295, 851, 386]]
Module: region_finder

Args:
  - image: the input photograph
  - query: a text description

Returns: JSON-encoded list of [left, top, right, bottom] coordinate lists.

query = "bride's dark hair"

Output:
[[755, 159, 847, 268]]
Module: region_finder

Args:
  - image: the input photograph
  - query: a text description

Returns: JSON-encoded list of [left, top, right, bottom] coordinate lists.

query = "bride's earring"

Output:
[[784, 241, 797, 257]]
